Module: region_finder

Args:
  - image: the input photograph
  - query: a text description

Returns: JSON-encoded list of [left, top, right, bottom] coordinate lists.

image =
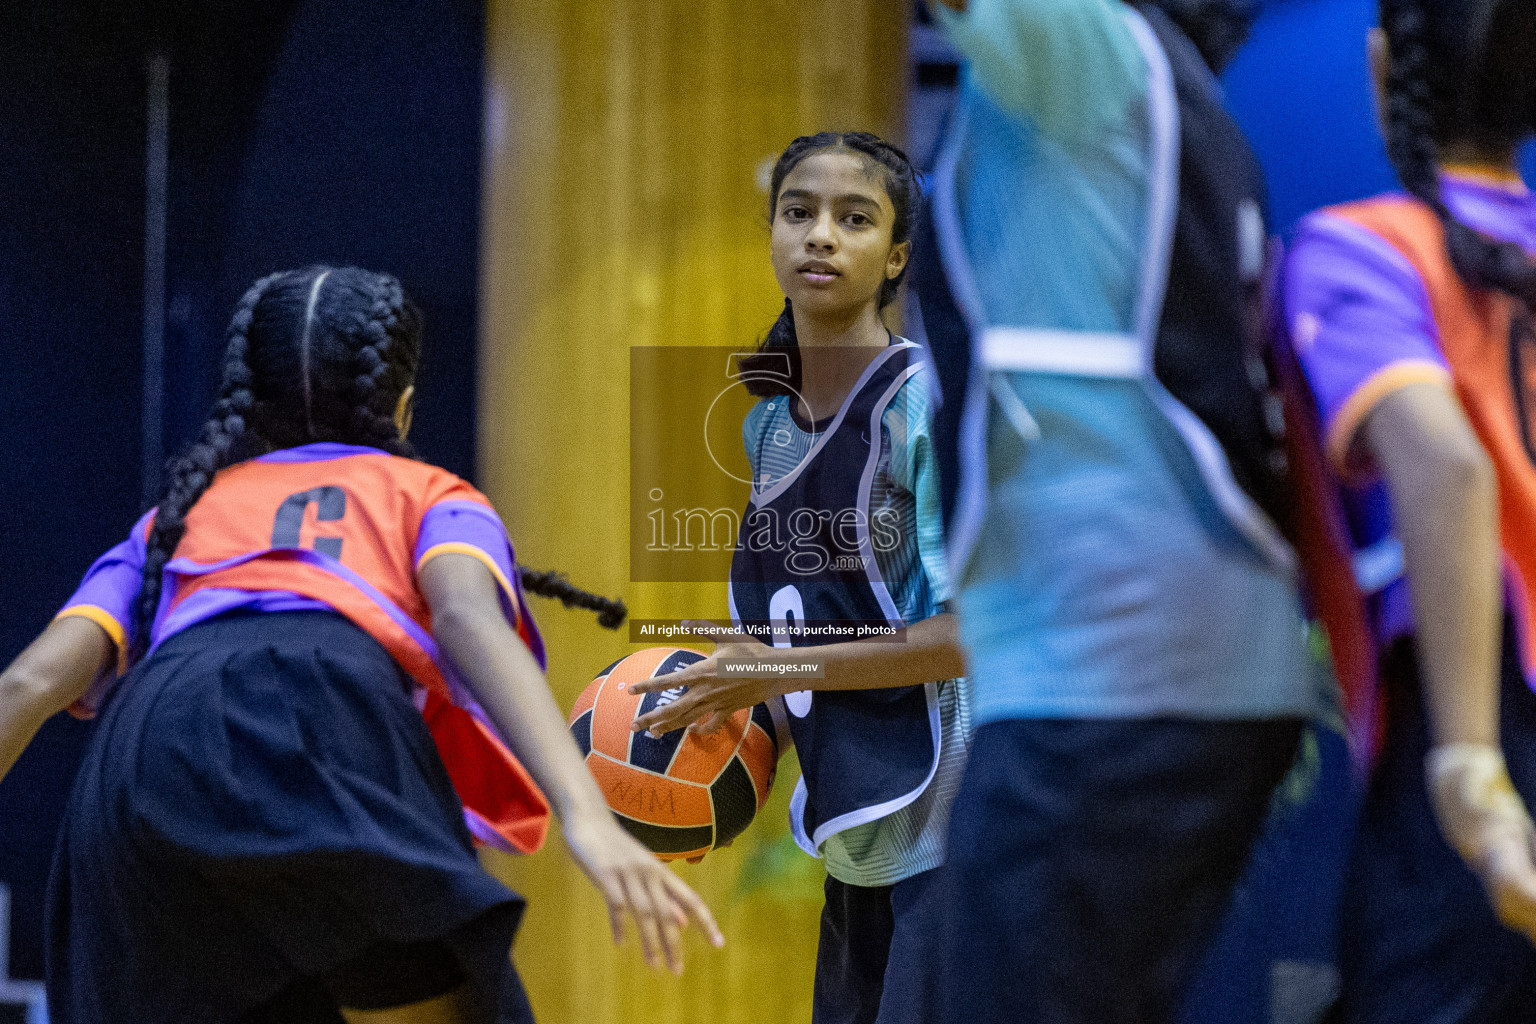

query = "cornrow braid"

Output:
[[518, 567, 628, 630], [1381, 0, 1536, 309], [741, 130, 924, 399], [132, 272, 283, 655], [342, 273, 417, 459]]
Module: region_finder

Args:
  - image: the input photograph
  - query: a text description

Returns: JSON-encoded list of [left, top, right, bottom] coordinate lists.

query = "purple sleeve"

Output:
[[1284, 212, 1454, 479], [415, 500, 547, 669], [58, 509, 154, 648], [56, 510, 154, 716]]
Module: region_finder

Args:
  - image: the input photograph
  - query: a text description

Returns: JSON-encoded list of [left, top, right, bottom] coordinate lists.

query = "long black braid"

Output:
[[132, 272, 283, 657], [1380, 0, 1536, 306], [134, 265, 625, 653], [518, 568, 627, 630], [740, 131, 923, 399]]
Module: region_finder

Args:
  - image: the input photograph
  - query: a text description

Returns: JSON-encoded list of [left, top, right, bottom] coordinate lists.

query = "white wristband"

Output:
[[1426, 743, 1509, 792], [1425, 743, 1531, 859]]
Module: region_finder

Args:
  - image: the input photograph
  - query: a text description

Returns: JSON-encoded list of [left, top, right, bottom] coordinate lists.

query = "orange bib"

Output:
[[1329, 197, 1536, 683], [156, 450, 550, 854]]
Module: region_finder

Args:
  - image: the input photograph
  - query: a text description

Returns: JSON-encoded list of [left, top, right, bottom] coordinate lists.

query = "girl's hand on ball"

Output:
[[562, 810, 724, 974], [629, 620, 780, 737]]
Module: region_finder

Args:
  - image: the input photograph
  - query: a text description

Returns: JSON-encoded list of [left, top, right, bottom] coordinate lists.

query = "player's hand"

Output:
[[628, 620, 781, 737], [561, 809, 724, 974], [1427, 744, 1536, 942]]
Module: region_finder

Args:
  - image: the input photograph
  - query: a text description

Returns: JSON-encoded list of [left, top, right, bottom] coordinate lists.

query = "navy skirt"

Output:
[[45, 611, 533, 1024]]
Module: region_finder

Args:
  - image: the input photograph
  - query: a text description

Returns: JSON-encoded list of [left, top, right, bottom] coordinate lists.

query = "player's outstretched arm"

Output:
[[0, 617, 114, 783], [628, 613, 966, 737], [1366, 381, 1536, 941], [418, 553, 724, 973]]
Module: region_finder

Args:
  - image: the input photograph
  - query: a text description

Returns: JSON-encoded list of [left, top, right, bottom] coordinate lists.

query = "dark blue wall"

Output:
[[160, 0, 485, 481], [1226, 0, 1535, 234], [0, 0, 483, 981], [0, 8, 154, 985], [1225, 0, 1397, 233]]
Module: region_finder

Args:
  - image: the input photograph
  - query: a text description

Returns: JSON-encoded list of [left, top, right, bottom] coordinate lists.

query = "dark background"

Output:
[[0, 0, 484, 981], [2, 0, 1530, 1012]]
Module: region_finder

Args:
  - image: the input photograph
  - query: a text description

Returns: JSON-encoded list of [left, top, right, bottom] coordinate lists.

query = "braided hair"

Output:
[[134, 265, 626, 652], [1379, 0, 1536, 306], [740, 131, 923, 399], [132, 266, 422, 654], [518, 568, 627, 630]]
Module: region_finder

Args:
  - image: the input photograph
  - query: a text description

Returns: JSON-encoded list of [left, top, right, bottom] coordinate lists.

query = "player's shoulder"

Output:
[[377, 454, 493, 509], [1303, 192, 1441, 261], [1321, 190, 1427, 224], [1288, 194, 1441, 304], [222, 445, 490, 507], [883, 348, 936, 432], [742, 395, 781, 443]]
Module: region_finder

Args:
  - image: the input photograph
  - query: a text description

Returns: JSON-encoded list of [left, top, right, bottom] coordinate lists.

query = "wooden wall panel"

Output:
[[479, 3, 906, 1022]]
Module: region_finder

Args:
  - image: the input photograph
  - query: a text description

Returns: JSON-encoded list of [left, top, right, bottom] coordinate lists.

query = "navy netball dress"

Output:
[[728, 341, 942, 856]]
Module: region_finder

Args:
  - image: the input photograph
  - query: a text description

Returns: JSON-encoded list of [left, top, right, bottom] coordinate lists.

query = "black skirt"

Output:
[[45, 611, 533, 1024]]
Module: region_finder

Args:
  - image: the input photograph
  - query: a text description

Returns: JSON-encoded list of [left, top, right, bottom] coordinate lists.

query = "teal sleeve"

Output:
[[884, 378, 954, 606], [742, 400, 768, 481], [930, 0, 1148, 144]]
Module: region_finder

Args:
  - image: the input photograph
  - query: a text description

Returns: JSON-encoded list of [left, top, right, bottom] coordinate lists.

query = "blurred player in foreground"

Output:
[[912, 0, 1318, 1019]]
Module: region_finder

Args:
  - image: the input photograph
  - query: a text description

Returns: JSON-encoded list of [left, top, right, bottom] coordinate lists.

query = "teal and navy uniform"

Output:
[[729, 340, 969, 1024]]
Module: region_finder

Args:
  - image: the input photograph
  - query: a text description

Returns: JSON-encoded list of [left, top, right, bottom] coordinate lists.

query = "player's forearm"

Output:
[[432, 605, 611, 825], [1391, 456, 1502, 747], [0, 618, 111, 782], [779, 612, 966, 693], [0, 678, 61, 782], [1369, 387, 1503, 748]]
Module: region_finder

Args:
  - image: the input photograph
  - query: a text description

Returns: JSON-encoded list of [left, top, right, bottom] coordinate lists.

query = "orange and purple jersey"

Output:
[[56, 442, 551, 854], [1285, 173, 1536, 685]]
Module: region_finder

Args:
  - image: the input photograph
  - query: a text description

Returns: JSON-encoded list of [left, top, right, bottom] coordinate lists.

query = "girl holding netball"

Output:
[[0, 266, 719, 1024], [1284, 0, 1536, 1016], [629, 132, 969, 1024]]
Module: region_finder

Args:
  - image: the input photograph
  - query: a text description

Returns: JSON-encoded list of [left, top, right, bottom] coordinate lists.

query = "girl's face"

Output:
[[770, 150, 909, 322]]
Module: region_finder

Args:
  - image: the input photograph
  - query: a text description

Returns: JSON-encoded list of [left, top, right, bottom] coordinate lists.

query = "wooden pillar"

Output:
[[480, 3, 905, 1021]]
